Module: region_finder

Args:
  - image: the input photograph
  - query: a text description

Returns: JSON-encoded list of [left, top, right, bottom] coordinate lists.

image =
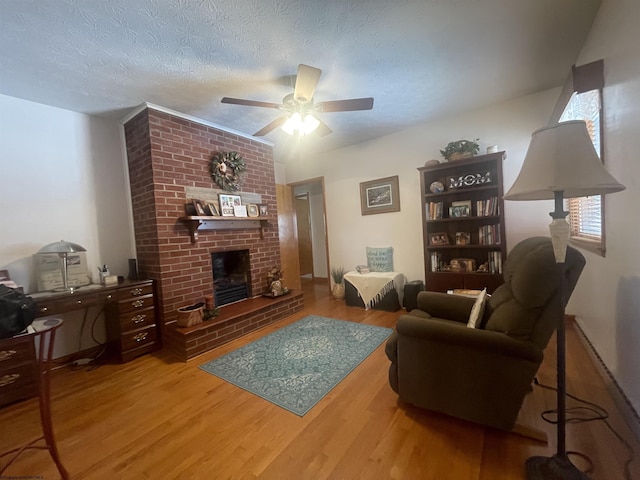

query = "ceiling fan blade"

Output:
[[294, 64, 322, 103], [316, 97, 374, 112], [253, 116, 289, 136], [221, 97, 281, 109], [314, 119, 333, 137]]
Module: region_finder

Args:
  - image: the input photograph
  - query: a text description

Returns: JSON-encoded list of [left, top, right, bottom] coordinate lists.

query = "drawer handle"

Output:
[[131, 300, 145, 308], [40, 307, 48, 313], [0, 373, 20, 387], [0, 350, 17, 361], [131, 288, 143, 296], [131, 314, 147, 324], [133, 332, 148, 343], [77, 300, 83, 305], [106, 294, 113, 300]]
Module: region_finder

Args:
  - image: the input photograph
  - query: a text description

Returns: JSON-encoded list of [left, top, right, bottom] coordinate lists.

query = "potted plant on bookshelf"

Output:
[[440, 139, 480, 161], [331, 266, 346, 300]]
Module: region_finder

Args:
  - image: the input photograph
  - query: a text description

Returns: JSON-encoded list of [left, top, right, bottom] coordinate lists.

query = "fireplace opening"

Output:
[[211, 249, 251, 307]]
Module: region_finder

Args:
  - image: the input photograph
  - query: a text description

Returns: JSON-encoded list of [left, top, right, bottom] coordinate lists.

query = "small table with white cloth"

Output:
[[343, 271, 405, 311]]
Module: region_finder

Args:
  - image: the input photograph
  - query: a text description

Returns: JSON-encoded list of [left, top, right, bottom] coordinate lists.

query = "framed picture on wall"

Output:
[[360, 175, 401, 215]]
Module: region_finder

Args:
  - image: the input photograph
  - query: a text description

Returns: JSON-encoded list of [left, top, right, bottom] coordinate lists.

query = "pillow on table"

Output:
[[366, 247, 394, 272], [467, 288, 488, 328]]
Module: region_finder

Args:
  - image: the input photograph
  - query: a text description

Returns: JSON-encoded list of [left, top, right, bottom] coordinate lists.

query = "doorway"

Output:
[[290, 178, 330, 291], [295, 193, 314, 278]]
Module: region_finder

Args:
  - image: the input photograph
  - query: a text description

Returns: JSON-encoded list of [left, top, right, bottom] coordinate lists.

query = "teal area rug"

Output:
[[199, 315, 392, 416]]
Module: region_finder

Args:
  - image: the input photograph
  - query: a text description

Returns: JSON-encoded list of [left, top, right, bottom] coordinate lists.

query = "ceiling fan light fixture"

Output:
[[280, 112, 320, 136], [281, 112, 302, 135], [301, 114, 320, 135]]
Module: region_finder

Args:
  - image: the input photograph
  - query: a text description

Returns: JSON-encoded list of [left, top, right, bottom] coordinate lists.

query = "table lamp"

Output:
[[37, 240, 87, 292], [504, 120, 625, 480]]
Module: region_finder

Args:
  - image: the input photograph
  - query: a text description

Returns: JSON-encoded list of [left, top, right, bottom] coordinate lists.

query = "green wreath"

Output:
[[211, 151, 246, 192]]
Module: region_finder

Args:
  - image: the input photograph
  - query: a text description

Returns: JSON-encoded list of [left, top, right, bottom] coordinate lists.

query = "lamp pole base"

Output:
[[526, 455, 590, 480]]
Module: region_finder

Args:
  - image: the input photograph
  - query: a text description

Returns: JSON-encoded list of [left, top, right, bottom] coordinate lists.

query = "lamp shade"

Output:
[[504, 121, 625, 201], [37, 240, 86, 254]]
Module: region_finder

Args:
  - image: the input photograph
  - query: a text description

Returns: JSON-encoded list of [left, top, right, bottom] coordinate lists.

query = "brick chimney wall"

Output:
[[123, 107, 279, 334]]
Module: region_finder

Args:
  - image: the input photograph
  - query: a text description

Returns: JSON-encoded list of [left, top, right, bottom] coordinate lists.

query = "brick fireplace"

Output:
[[123, 105, 303, 360]]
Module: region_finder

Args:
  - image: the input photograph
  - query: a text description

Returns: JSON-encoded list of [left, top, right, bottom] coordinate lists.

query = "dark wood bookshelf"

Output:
[[419, 152, 507, 293]]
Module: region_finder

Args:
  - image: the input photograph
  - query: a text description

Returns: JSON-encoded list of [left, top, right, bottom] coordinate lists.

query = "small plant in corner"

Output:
[[331, 266, 345, 285], [331, 266, 346, 300], [440, 139, 480, 161]]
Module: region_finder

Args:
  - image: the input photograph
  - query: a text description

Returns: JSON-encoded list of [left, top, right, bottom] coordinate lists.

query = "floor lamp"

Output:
[[504, 120, 625, 480]]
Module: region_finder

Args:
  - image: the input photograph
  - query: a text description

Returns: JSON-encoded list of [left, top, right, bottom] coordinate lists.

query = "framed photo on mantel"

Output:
[[219, 194, 241, 217]]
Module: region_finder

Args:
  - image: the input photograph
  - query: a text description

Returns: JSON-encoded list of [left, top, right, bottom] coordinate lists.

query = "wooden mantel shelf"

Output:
[[178, 216, 276, 243]]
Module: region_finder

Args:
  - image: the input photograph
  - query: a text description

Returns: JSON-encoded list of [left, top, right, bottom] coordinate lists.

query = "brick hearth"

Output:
[[123, 105, 302, 361], [164, 292, 304, 361]]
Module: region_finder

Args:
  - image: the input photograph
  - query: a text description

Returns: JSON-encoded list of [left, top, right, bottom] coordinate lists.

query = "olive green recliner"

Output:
[[385, 237, 586, 430]]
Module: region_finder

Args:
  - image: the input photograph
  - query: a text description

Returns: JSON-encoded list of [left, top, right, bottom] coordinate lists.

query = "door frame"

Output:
[[294, 192, 314, 278], [288, 177, 331, 293]]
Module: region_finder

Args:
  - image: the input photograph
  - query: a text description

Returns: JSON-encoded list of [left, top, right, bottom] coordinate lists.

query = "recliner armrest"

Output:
[[396, 314, 542, 363], [415, 291, 476, 324]]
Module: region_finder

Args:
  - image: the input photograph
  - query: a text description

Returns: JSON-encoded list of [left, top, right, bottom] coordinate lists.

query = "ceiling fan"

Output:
[[221, 64, 374, 137]]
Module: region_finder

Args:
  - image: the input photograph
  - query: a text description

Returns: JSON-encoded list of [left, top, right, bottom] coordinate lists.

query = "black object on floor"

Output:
[[344, 280, 401, 312], [403, 280, 424, 312]]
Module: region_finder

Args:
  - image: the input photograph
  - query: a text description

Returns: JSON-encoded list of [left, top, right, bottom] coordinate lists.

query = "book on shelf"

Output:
[[430, 252, 442, 272], [488, 251, 502, 274], [427, 201, 443, 220], [475, 197, 499, 217], [478, 224, 501, 245]]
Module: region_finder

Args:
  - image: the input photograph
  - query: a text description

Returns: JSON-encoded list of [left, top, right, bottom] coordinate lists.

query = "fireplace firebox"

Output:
[[211, 250, 251, 307]]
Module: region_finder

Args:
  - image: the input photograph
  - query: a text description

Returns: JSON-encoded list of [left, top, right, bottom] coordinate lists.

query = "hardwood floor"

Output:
[[1, 279, 638, 479]]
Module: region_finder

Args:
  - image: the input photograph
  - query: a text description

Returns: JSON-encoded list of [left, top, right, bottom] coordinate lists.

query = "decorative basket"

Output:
[[448, 151, 473, 161], [176, 304, 204, 327]]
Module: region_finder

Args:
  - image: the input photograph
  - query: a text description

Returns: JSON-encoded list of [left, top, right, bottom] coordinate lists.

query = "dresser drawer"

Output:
[[0, 336, 38, 407], [57, 293, 99, 311], [0, 362, 38, 405], [119, 307, 155, 332], [120, 326, 157, 352], [36, 292, 100, 316], [35, 299, 63, 317], [117, 294, 154, 314], [0, 335, 35, 367], [117, 283, 153, 300]]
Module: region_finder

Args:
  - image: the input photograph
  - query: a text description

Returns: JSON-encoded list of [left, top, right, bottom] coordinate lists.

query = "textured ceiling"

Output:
[[0, 0, 601, 159]]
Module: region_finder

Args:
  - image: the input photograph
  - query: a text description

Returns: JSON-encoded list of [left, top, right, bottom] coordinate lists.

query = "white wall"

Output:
[[0, 94, 136, 357], [286, 88, 559, 282], [567, 0, 640, 414]]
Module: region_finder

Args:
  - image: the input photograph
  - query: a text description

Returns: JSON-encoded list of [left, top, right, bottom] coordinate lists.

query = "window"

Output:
[[550, 60, 606, 256], [560, 89, 603, 242]]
